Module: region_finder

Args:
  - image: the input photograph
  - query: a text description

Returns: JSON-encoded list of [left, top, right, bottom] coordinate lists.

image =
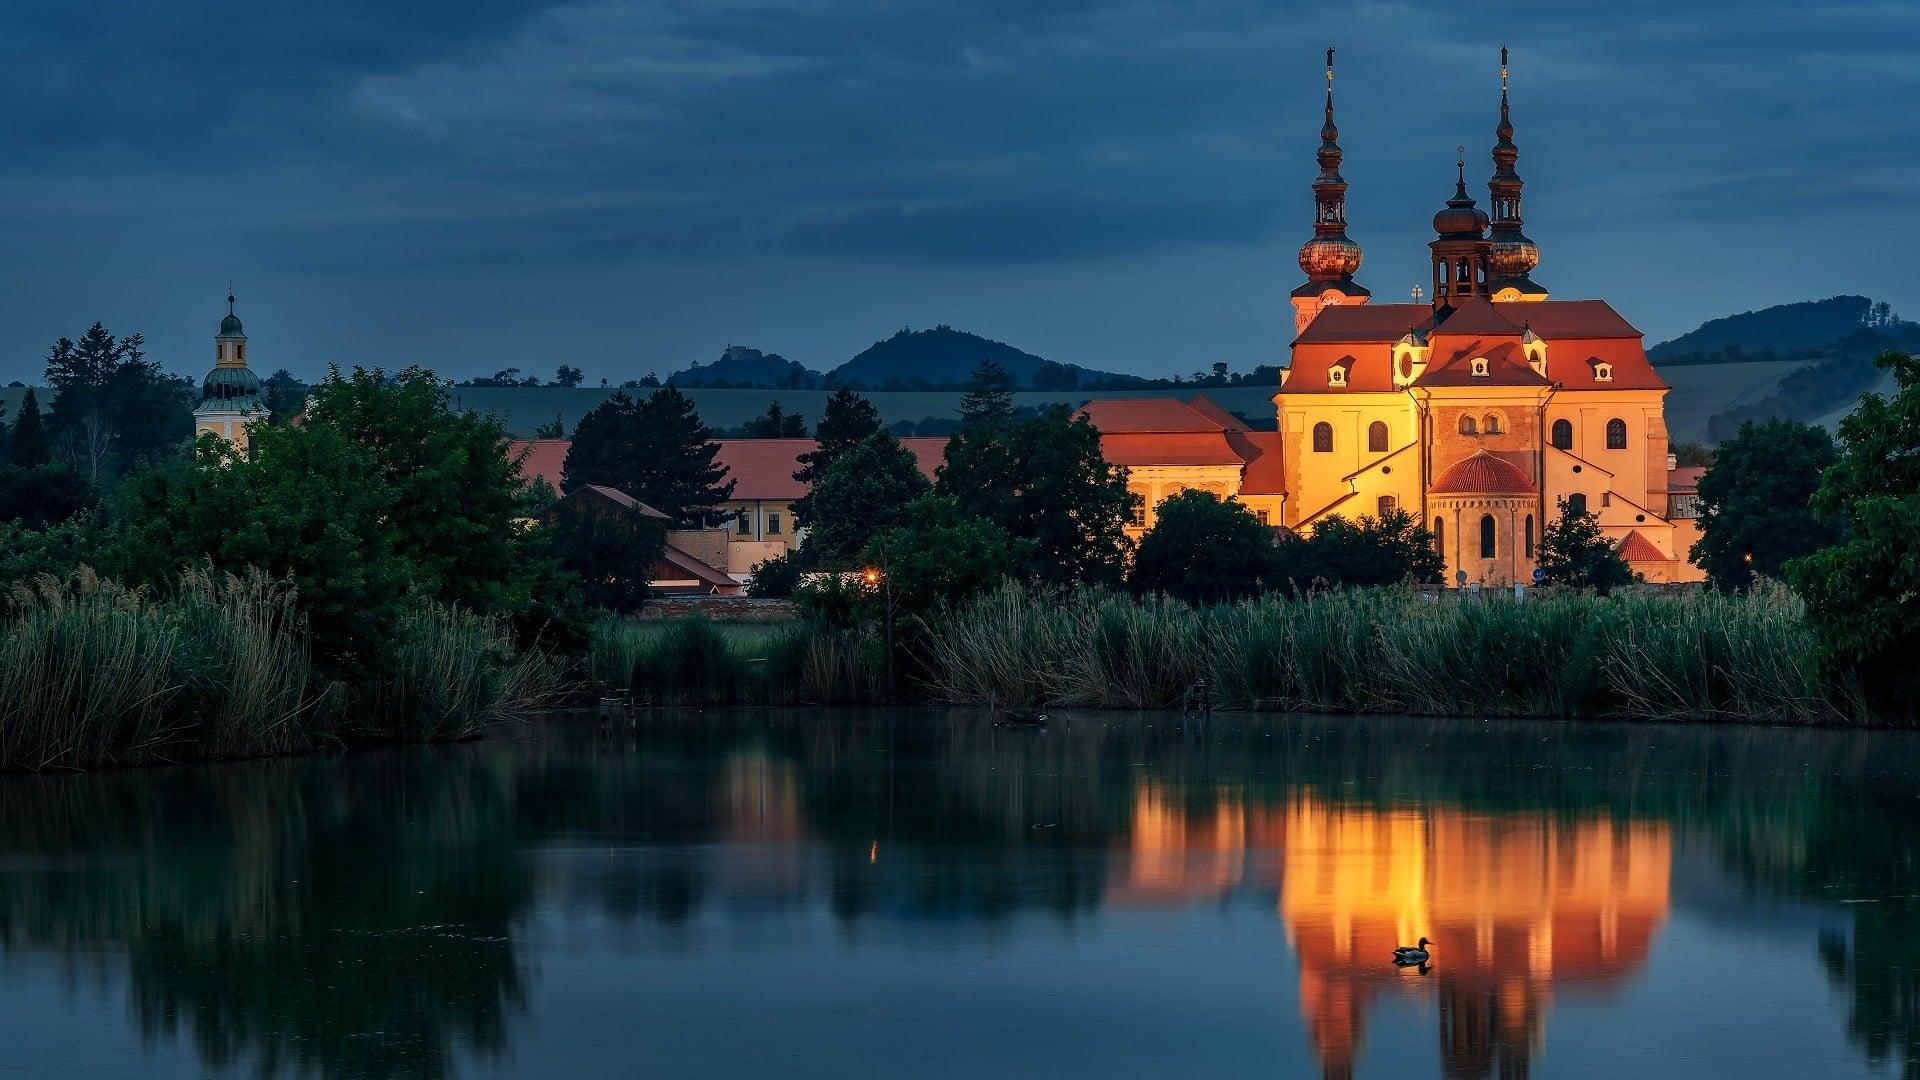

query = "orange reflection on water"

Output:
[[1107, 784, 1248, 904], [1280, 797, 1671, 1079]]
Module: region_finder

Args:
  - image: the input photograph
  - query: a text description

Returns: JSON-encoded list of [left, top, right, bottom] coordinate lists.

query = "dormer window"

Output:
[[1471, 357, 1490, 378], [1328, 364, 1348, 387], [1594, 363, 1614, 382]]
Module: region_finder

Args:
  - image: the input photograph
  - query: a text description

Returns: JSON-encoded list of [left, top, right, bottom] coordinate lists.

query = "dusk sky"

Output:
[[0, 1, 1913, 384]]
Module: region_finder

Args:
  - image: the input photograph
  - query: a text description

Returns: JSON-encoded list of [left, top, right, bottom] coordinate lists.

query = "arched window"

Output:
[[1524, 515, 1535, 559], [1312, 422, 1333, 453], [1368, 421, 1389, 453], [1458, 414, 1478, 435], [1566, 492, 1587, 516], [1606, 418, 1628, 449], [1483, 412, 1503, 435], [1551, 418, 1573, 450], [1378, 495, 1397, 518], [1434, 516, 1445, 556], [1480, 514, 1497, 559]]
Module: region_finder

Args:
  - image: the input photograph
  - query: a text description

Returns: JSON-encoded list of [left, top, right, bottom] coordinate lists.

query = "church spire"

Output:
[[1487, 45, 1545, 299], [1292, 46, 1368, 333]]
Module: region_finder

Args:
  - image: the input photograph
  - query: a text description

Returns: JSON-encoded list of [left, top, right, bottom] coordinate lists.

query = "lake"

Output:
[[0, 710, 1912, 1079]]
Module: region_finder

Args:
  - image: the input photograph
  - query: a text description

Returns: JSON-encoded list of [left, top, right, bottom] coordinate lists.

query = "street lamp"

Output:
[[862, 556, 897, 704]]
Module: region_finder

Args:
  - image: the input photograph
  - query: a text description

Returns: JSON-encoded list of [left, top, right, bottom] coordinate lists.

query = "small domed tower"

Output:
[[1487, 47, 1546, 301], [194, 292, 267, 449], [1429, 151, 1491, 313], [1291, 47, 1369, 335]]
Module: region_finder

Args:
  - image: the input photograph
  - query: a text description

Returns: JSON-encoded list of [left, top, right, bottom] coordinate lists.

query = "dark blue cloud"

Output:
[[0, 0, 1913, 381]]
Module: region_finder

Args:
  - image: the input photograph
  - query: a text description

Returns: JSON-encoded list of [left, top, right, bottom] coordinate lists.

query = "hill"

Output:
[[827, 325, 1143, 390], [668, 345, 823, 389], [1650, 295, 1900, 362]]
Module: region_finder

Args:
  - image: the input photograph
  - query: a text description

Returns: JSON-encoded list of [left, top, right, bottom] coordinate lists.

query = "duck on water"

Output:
[[1393, 938, 1431, 965]]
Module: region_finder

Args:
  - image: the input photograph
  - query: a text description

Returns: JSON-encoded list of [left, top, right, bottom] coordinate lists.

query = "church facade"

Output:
[[1097, 49, 1701, 586]]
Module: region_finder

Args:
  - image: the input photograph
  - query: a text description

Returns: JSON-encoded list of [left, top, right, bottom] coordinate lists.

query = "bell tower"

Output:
[[1428, 150, 1491, 313], [1487, 47, 1546, 301], [1290, 47, 1369, 335], [194, 291, 268, 449]]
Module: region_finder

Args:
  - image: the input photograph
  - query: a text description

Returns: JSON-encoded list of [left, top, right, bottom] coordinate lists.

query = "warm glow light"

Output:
[[862, 568, 881, 586]]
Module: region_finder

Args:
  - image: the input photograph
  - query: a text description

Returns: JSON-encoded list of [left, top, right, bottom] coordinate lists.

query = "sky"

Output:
[[0, 1, 1914, 385]]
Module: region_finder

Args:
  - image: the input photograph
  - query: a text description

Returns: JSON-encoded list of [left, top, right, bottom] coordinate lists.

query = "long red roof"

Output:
[[509, 437, 946, 502]]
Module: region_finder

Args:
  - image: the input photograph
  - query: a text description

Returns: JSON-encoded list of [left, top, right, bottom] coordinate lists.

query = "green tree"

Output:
[[957, 358, 1015, 426], [0, 463, 95, 528], [8, 388, 49, 467], [793, 388, 881, 527], [1283, 509, 1443, 590], [44, 323, 193, 481], [0, 514, 102, 594], [1692, 418, 1839, 590], [545, 495, 666, 612], [802, 431, 932, 567], [937, 407, 1135, 586], [859, 494, 1026, 619], [1536, 498, 1634, 593], [554, 364, 585, 388], [560, 388, 734, 526], [110, 427, 414, 673], [740, 400, 807, 438], [745, 548, 804, 599], [531, 414, 566, 439], [304, 367, 541, 618], [1786, 350, 1920, 714], [1130, 490, 1281, 604]]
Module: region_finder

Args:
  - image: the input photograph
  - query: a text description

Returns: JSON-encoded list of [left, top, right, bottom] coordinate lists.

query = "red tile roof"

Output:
[[1668, 466, 1706, 491], [1100, 432, 1247, 467], [1616, 529, 1667, 563], [1431, 450, 1535, 495], [1077, 398, 1222, 433], [576, 485, 670, 519], [1179, 395, 1250, 431], [656, 544, 739, 589], [1294, 303, 1433, 344], [1416, 341, 1550, 387], [1428, 297, 1518, 339], [508, 437, 947, 502], [1232, 430, 1287, 495]]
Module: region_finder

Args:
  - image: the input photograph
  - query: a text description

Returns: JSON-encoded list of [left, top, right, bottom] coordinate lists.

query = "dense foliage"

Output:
[[1285, 510, 1444, 591], [545, 494, 667, 613], [792, 388, 881, 528], [1537, 500, 1634, 593], [561, 387, 734, 526], [956, 358, 1015, 426], [43, 322, 194, 483], [1130, 490, 1281, 604], [1692, 418, 1839, 590], [1786, 350, 1920, 716], [937, 406, 1135, 587], [801, 431, 931, 567]]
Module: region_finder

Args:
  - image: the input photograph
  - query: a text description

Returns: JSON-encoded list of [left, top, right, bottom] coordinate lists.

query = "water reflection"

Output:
[[0, 712, 1914, 1078]]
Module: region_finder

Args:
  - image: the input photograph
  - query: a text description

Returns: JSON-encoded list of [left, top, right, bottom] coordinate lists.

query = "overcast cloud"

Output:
[[0, 0, 1913, 382]]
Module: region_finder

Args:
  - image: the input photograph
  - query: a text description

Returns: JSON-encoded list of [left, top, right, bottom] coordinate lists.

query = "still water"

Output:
[[0, 710, 1913, 1078]]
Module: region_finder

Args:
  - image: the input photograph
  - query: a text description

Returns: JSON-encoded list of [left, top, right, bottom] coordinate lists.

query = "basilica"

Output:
[[1266, 48, 1698, 585]]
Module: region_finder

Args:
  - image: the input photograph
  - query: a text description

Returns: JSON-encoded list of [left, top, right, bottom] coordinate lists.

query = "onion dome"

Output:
[[1433, 160, 1490, 238], [1486, 48, 1542, 284], [200, 364, 261, 405], [1294, 47, 1366, 295], [1431, 450, 1533, 495]]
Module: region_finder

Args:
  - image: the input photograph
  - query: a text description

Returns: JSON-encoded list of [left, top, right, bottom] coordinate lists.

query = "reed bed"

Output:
[[0, 571, 558, 772], [919, 581, 1858, 724]]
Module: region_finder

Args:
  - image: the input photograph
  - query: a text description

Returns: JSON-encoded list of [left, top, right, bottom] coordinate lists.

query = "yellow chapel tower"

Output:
[[193, 292, 267, 449]]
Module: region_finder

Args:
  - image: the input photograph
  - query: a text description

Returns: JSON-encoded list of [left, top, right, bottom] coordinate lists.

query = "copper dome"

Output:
[[1431, 450, 1534, 495], [1298, 235, 1364, 280]]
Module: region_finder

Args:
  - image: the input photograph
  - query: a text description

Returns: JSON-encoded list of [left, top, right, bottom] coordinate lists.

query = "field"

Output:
[[1659, 359, 1805, 443]]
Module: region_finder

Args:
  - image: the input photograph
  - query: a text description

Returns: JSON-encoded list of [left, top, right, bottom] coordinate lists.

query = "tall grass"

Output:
[[920, 581, 1858, 725], [0, 571, 559, 772]]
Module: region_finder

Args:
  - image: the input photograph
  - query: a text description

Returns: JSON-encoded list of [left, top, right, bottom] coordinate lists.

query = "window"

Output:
[[1566, 493, 1587, 516], [1606, 418, 1627, 449], [736, 510, 751, 536], [1328, 365, 1347, 386], [1483, 412, 1503, 435], [1433, 516, 1445, 556], [1458, 414, 1478, 435], [1129, 502, 1146, 528], [767, 512, 782, 536], [1471, 357, 1490, 377], [1255, 509, 1269, 526], [1524, 514, 1535, 559], [1378, 495, 1397, 518], [1594, 363, 1613, 382], [1368, 421, 1389, 453], [1551, 418, 1573, 450], [1312, 422, 1333, 453], [1480, 514, 1496, 559]]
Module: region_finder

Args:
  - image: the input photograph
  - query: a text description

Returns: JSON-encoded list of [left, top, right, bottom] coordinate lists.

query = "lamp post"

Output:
[[862, 551, 897, 705]]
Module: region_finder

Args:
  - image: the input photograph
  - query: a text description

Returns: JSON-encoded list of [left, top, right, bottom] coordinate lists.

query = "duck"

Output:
[[1392, 937, 1432, 965]]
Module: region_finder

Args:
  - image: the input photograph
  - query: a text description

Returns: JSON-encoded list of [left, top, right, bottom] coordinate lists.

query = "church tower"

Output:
[[1428, 152, 1491, 313], [194, 292, 267, 449], [1291, 48, 1369, 335], [1487, 47, 1546, 301]]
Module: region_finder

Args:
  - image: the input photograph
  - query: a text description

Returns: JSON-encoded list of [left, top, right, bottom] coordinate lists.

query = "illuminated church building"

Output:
[[1271, 49, 1700, 585]]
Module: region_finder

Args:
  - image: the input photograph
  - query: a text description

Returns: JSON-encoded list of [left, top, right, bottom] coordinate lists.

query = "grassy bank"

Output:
[[590, 583, 1864, 725], [0, 570, 558, 772]]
